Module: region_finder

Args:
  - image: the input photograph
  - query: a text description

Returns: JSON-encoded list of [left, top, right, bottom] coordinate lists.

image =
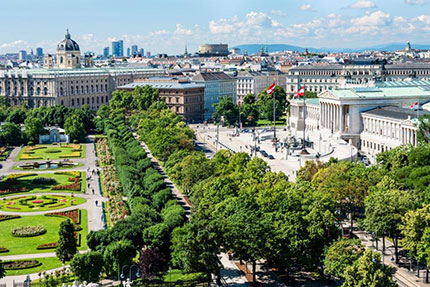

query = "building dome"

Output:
[[57, 29, 80, 52]]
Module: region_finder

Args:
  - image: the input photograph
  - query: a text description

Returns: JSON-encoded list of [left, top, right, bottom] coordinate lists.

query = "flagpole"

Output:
[[273, 78, 277, 142], [302, 85, 307, 153]]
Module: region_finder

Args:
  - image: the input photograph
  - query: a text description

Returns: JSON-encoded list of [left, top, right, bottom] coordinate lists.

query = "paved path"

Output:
[[0, 141, 107, 286]]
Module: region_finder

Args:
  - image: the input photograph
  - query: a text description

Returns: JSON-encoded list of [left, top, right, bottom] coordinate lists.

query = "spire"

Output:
[[185, 44, 188, 55], [65, 29, 71, 39]]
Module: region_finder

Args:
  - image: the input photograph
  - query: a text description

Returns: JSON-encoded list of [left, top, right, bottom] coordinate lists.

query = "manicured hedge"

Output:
[[0, 246, 9, 253], [0, 215, 21, 222]]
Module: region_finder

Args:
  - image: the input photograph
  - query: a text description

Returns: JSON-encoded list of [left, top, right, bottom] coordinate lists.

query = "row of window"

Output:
[[66, 95, 109, 107]]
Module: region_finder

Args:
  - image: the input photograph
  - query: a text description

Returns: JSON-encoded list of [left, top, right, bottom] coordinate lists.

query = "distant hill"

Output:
[[233, 43, 430, 54]]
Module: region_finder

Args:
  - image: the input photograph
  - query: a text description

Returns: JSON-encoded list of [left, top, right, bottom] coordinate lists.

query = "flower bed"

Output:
[[11, 225, 46, 237], [36, 242, 58, 250], [45, 150, 62, 153], [52, 181, 80, 191], [26, 146, 47, 151], [32, 200, 44, 204], [2, 259, 42, 270], [0, 246, 9, 253], [62, 144, 81, 149], [0, 187, 28, 195], [20, 154, 43, 160], [45, 209, 80, 224], [54, 171, 81, 178], [59, 152, 81, 158], [0, 215, 21, 222]]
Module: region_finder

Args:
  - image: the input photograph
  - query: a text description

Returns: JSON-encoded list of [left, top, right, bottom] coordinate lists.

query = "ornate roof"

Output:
[[57, 29, 80, 52]]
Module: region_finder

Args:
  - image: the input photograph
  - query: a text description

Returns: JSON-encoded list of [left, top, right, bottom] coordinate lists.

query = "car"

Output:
[[260, 150, 268, 157], [268, 155, 275, 159], [362, 157, 370, 165]]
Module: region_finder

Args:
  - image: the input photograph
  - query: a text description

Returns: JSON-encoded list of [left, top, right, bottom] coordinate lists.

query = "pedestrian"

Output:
[[87, 183, 90, 189], [92, 189, 94, 194], [95, 200, 98, 206]]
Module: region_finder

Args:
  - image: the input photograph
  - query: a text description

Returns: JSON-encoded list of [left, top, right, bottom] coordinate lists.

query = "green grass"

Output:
[[12, 162, 84, 171], [0, 194, 86, 212], [16, 144, 86, 161], [163, 269, 184, 282], [0, 211, 88, 256], [5, 257, 63, 276], [0, 172, 86, 196], [256, 119, 286, 126]]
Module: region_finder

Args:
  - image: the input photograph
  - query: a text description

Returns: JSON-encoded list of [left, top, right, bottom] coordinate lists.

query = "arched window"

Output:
[[92, 97, 94, 104], [91, 85, 94, 93], [60, 56, 64, 64], [87, 98, 89, 104], [72, 99, 74, 106], [101, 96, 104, 103], [96, 85, 98, 92], [106, 96, 109, 102], [81, 86, 84, 94], [96, 96, 99, 104], [76, 57, 79, 64], [71, 86, 74, 94], [86, 85, 89, 93], [77, 98, 80, 106], [43, 87, 48, 95], [60, 87, 63, 96], [61, 100, 64, 105]]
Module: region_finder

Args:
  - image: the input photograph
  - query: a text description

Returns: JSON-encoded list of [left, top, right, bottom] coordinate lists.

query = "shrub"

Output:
[[59, 152, 81, 158], [32, 177, 57, 185], [6, 173, 37, 180], [11, 225, 46, 237], [52, 181, 81, 191], [27, 141, 34, 146], [2, 259, 41, 270]]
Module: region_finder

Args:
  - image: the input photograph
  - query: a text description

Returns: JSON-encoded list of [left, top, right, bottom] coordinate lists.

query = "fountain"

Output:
[[18, 159, 77, 170]]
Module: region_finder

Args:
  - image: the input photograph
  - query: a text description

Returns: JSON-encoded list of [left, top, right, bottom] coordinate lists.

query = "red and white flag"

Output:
[[410, 101, 418, 109], [266, 82, 276, 94], [294, 86, 305, 98]]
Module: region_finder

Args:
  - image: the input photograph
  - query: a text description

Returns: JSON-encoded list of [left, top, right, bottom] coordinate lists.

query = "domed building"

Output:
[[56, 29, 81, 69]]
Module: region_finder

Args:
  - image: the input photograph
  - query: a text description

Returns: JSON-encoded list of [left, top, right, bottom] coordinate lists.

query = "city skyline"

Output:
[[1, 0, 430, 55]]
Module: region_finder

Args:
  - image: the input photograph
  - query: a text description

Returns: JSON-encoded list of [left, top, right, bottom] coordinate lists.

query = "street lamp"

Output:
[[120, 264, 140, 282]]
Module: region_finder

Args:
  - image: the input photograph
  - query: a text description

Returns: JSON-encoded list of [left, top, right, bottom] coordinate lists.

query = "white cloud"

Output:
[[149, 30, 170, 36], [300, 4, 313, 11], [405, 0, 427, 5], [271, 10, 287, 17], [416, 15, 430, 25], [81, 34, 94, 42], [0, 40, 29, 49], [209, 17, 237, 34], [174, 24, 192, 35], [348, 10, 391, 34], [349, 0, 376, 9]]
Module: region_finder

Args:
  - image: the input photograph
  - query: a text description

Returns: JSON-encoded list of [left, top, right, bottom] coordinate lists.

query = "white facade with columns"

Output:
[[288, 81, 430, 159]]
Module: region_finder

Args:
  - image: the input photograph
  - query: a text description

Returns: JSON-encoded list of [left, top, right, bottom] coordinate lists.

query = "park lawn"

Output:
[[0, 211, 88, 256], [16, 144, 86, 161], [256, 119, 286, 126], [0, 172, 86, 196], [5, 257, 63, 276], [12, 162, 84, 171], [0, 195, 86, 212]]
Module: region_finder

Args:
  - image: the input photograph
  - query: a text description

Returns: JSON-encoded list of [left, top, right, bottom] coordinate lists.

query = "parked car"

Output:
[[268, 154, 275, 160], [260, 150, 268, 157]]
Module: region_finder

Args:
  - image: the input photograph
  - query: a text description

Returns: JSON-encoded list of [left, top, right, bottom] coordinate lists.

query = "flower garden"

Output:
[[16, 144, 86, 161], [0, 209, 88, 256], [0, 194, 86, 212]]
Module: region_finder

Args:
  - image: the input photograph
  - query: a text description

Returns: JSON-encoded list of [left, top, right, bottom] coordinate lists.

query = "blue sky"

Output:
[[1, 0, 430, 55]]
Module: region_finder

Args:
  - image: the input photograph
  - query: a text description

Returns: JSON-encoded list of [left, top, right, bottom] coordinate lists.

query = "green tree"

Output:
[[103, 240, 136, 275], [64, 114, 87, 143], [24, 116, 45, 143], [170, 152, 213, 194], [417, 115, 430, 144], [258, 96, 283, 121], [56, 220, 77, 263], [6, 106, 27, 124], [70, 251, 104, 283], [324, 238, 365, 280], [417, 228, 430, 283], [132, 85, 160, 110], [362, 182, 415, 264], [296, 160, 326, 182], [213, 96, 239, 125], [0, 122, 24, 146], [342, 249, 397, 287], [171, 215, 221, 282]]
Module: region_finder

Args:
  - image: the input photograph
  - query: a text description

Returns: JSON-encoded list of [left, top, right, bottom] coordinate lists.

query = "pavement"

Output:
[[191, 124, 358, 182], [0, 141, 106, 286]]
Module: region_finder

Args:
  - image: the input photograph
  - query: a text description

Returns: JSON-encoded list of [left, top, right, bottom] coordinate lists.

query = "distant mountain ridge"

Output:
[[233, 43, 430, 54]]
